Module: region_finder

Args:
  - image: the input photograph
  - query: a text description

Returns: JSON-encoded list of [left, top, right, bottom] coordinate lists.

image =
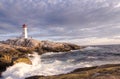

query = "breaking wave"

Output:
[[82, 46, 101, 51], [1, 45, 120, 79]]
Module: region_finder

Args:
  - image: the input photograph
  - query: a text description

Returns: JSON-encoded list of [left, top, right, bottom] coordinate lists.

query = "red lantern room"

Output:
[[23, 24, 27, 28]]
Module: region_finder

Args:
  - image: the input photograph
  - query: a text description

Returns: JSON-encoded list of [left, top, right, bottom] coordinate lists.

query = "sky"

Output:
[[0, 0, 120, 45]]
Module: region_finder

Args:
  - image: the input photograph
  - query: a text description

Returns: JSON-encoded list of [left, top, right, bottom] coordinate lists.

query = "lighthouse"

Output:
[[22, 24, 28, 38]]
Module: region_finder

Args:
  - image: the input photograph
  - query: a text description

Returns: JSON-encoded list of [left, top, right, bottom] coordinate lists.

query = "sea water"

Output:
[[1, 45, 120, 79]]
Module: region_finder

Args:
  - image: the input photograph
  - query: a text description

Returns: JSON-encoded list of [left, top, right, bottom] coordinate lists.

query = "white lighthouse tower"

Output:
[[22, 24, 28, 38]]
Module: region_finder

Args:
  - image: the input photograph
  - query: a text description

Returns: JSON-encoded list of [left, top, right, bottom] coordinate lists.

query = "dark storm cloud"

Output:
[[0, 0, 120, 44]]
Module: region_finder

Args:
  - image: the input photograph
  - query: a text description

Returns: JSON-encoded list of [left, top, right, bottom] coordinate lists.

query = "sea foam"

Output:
[[1, 46, 120, 79]]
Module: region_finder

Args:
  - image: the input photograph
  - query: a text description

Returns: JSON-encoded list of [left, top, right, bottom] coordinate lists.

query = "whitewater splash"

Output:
[[1, 53, 42, 79], [2, 52, 90, 79], [82, 46, 101, 51], [1, 46, 120, 79]]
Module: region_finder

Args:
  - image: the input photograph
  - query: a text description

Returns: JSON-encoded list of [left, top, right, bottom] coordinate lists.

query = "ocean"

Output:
[[1, 45, 120, 79]]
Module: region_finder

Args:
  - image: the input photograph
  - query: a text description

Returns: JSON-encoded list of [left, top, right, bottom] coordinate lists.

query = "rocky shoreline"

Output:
[[26, 64, 120, 79], [0, 38, 83, 75], [1, 38, 120, 79]]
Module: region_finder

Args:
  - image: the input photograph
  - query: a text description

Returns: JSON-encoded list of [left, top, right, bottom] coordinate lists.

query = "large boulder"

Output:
[[0, 54, 12, 72], [0, 43, 32, 73]]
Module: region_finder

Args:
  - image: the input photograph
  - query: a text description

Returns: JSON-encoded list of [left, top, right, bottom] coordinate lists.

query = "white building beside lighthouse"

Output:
[[22, 24, 28, 38]]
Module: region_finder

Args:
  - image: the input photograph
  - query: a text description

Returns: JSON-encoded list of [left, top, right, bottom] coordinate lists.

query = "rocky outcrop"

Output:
[[0, 38, 83, 73], [26, 64, 120, 79], [1, 38, 82, 55], [0, 43, 32, 73], [35, 40, 82, 54]]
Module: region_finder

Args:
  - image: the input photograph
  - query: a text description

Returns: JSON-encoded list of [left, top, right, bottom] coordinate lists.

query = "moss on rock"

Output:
[[13, 57, 32, 65]]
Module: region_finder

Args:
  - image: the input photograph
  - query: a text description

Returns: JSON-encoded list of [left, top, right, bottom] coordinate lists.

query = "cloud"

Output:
[[58, 37, 120, 45], [0, 0, 120, 45]]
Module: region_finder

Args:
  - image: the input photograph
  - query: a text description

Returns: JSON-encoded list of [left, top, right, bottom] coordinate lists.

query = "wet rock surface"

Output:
[[0, 38, 82, 74]]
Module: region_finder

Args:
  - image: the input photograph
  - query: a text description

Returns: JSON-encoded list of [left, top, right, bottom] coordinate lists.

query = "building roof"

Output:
[[22, 24, 27, 28]]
